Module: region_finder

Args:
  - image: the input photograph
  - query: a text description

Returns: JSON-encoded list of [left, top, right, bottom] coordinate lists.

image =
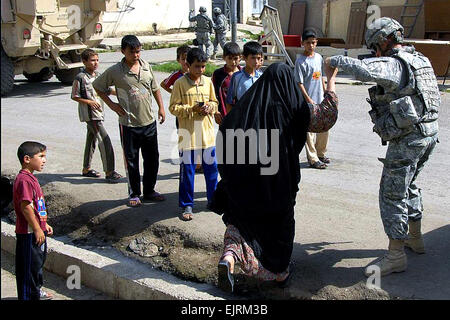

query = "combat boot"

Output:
[[404, 220, 425, 254], [364, 238, 407, 277]]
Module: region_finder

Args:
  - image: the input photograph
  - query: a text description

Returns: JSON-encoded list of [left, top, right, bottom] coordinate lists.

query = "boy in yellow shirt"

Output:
[[169, 48, 219, 221]]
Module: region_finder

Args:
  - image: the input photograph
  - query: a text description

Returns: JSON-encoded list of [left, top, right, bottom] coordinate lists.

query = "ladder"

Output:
[[400, 0, 423, 38], [258, 30, 294, 67], [259, 5, 294, 67]]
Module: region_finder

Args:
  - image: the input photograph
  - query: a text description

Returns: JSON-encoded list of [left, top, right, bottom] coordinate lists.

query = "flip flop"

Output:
[[128, 197, 141, 207], [218, 259, 234, 293], [105, 171, 122, 183], [309, 161, 327, 169], [82, 169, 101, 177], [179, 206, 193, 221], [179, 212, 193, 221]]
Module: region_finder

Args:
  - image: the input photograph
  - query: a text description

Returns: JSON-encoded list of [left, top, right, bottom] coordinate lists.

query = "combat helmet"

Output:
[[365, 17, 404, 50], [199, 6, 207, 13], [213, 7, 222, 15]]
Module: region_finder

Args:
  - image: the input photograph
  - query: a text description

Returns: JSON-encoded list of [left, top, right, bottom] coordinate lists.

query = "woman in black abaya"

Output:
[[210, 62, 339, 293]]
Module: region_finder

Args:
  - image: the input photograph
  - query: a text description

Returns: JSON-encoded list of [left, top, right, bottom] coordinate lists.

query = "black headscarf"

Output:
[[210, 63, 310, 273]]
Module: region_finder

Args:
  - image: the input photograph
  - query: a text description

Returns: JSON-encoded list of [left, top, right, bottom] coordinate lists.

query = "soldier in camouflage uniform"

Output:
[[325, 18, 440, 277], [189, 6, 214, 59], [211, 7, 228, 60]]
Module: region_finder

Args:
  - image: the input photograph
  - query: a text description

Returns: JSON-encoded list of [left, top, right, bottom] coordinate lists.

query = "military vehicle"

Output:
[[1, 0, 118, 95]]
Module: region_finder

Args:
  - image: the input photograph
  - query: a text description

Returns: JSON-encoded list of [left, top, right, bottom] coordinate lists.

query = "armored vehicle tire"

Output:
[[55, 53, 82, 84], [55, 67, 81, 84], [1, 47, 14, 96], [24, 68, 54, 82]]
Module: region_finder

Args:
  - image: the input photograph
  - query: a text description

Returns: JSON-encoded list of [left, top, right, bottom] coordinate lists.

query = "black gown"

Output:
[[210, 63, 311, 273]]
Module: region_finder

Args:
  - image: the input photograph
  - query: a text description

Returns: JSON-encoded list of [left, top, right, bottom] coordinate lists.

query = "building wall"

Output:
[[267, 0, 424, 42], [267, 0, 323, 36], [240, 0, 252, 23], [324, 0, 424, 40], [101, 0, 256, 37], [102, 0, 210, 36]]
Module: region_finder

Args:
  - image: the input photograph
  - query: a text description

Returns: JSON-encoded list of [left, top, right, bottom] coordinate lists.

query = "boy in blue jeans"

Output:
[[169, 48, 219, 221]]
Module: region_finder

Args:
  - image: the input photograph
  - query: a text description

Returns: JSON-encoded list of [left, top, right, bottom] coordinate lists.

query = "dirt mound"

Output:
[[1, 174, 395, 300]]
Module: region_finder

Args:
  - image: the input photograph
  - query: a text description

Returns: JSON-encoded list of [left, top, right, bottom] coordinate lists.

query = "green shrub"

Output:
[[142, 40, 193, 51], [152, 61, 218, 77], [238, 29, 264, 40]]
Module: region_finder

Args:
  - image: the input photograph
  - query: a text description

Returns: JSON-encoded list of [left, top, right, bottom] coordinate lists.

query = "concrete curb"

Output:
[[1, 220, 232, 300]]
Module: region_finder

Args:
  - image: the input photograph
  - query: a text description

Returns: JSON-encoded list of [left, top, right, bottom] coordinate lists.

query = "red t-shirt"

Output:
[[212, 65, 242, 116], [163, 70, 184, 89], [13, 170, 48, 234]]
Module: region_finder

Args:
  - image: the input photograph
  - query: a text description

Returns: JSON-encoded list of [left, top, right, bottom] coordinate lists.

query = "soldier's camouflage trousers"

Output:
[[379, 130, 438, 240], [196, 32, 212, 58], [213, 31, 226, 54]]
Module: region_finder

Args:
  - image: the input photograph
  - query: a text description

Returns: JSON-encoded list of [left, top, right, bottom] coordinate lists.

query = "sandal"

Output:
[[82, 169, 101, 178], [179, 206, 193, 221], [218, 259, 234, 293], [128, 197, 141, 207], [39, 289, 54, 300], [105, 171, 122, 183], [319, 156, 331, 164], [143, 191, 166, 202], [310, 161, 327, 169]]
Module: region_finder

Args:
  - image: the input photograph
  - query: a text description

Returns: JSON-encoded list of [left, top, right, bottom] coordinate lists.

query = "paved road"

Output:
[[1, 49, 449, 299]]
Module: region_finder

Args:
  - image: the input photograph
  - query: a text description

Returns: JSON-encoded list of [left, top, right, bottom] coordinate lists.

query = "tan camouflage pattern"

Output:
[[330, 46, 440, 239]]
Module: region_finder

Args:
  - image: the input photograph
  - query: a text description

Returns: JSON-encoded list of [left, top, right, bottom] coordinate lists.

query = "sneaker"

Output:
[[39, 289, 53, 300]]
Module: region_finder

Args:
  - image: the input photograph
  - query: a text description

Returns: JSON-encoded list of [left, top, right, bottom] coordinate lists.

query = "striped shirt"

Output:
[[71, 69, 104, 122]]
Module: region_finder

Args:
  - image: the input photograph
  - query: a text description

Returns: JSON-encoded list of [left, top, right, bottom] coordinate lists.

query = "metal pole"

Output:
[[231, 0, 237, 43]]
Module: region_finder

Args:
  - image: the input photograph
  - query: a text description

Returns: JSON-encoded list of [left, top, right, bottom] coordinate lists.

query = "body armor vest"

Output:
[[195, 14, 213, 33], [214, 14, 228, 32], [368, 46, 440, 141]]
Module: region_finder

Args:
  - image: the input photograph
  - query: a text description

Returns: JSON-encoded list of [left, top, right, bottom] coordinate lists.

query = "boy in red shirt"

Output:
[[211, 42, 242, 125], [160, 45, 190, 95], [13, 141, 54, 300]]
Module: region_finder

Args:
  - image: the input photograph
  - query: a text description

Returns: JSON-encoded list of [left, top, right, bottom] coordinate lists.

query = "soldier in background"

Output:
[[325, 18, 440, 277], [211, 7, 228, 60], [189, 6, 214, 59]]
